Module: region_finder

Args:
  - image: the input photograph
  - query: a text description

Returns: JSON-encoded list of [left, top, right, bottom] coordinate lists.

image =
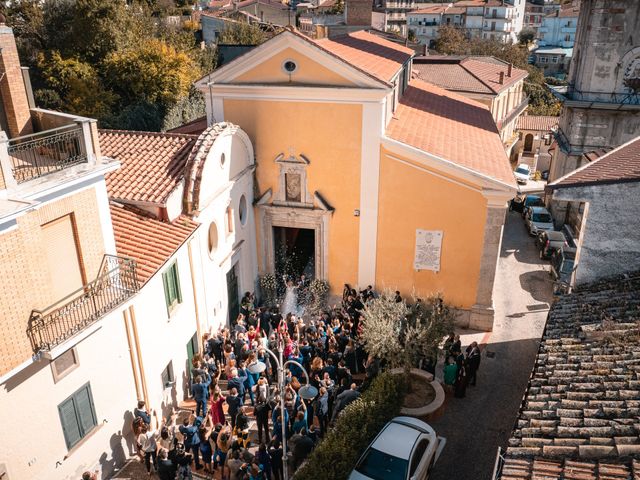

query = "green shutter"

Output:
[[173, 263, 182, 304], [162, 271, 171, 315], [75, 384, 97, 436], [59, 397, 81, 449]]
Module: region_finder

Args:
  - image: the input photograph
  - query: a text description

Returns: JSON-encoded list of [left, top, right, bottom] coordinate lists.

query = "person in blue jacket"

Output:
[[191, 372, 211, 418]]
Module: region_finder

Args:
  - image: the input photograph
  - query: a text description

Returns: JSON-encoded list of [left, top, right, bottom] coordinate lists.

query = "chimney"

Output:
[[0, 16, 32, 138], [499, 71, 504, 84], [507, 63, 512, 77]]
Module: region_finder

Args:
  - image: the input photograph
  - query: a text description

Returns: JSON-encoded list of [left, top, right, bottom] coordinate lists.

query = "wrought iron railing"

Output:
[[27, 255, 139, 354], [8, 124, 88, 184], [563, 87, 640, 105]]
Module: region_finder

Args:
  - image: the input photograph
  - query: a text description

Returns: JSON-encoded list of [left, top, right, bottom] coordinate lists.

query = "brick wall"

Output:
[[346, 0, 372, 26], [0, 25, 32, 138], [0, 187, 106, 375]]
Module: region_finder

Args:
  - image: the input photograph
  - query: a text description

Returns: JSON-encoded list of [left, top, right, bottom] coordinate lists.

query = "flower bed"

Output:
[[294, 372, 406, 480]]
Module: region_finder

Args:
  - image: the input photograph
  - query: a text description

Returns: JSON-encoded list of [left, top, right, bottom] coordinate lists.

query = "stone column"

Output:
[[469, 198, 508, 331]]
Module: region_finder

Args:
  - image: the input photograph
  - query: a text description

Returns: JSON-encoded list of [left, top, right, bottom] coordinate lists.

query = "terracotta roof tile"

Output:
[[549, 136, 640, 189], [315, 30, 414, 83], [517, 115, 559, 132], [409, 4, 450, 14], [110, 203, 199, 284], [497, 272, 640, 479], [386, 79, 516, 186], [413, 56, 528, 95], [166, 116, 208, 135], [101, 130, 197, 205]]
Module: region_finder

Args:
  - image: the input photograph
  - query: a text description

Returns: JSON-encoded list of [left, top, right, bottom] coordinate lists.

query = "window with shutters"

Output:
[[58, 383, 97, 450], [162, 261, 182, 316]]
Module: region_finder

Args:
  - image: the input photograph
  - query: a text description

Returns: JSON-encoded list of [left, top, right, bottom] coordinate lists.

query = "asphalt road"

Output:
[[428, 210, 554, 480]]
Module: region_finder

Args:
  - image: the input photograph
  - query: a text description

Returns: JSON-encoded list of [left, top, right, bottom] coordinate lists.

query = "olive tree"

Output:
[[360, 291, 455, 377]]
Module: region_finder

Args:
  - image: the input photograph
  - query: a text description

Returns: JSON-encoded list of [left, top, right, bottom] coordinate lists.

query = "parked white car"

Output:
[[514, 163, 531, 184], [349, 416, 446, 480], [525, 206, 554, 236]]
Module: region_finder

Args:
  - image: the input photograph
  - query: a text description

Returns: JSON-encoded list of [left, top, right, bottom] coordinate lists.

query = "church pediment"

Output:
[[194, 29, 385, 90]]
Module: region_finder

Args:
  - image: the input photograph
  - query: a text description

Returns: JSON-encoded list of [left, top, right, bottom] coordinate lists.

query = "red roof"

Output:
[[386, 79, 515, 186], [110, 203, 199, 284], [315, 30, 414, 84], [166, 116, 208, 135], [549, 136, 640, 188], [409, 4, 449, 14], [101, 130, 197, 205], [517, 115, 558, 132], [413, 56, 528, 95]]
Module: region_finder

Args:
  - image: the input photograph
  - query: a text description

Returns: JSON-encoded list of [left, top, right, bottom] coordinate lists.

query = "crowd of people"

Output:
[[128, 278, 482, 479], [441, 335, 482, 398]]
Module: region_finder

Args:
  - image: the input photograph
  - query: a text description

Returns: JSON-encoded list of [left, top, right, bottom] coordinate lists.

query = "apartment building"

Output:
[[406, 0, 525, 46], [537, 2, 579, 48]]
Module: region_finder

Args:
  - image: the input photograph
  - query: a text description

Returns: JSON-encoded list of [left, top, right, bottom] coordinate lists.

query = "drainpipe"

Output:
[[129, 305, 150, 407], [187, 239, 203, 344], [123, 309, 143, 402]]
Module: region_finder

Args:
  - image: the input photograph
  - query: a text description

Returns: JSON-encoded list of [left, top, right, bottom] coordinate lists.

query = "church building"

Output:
[[196, 28, 517, 330]]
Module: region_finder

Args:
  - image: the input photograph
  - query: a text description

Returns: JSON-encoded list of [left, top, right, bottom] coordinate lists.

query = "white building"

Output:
[[537, 3, 579, 48], [481, 0, 526, 44]]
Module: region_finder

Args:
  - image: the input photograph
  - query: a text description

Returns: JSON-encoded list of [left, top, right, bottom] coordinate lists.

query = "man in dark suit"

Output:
[[331, 383, 360, 422], [466, 341, 481, 386]]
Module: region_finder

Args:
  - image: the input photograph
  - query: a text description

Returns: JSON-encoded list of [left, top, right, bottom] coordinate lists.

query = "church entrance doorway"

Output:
[[273, 226, 315, 283]]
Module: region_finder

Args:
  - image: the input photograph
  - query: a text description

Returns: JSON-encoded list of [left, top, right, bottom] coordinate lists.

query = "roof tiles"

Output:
[[315, 30, 414, 84], [110, 203, 199, 284], [497, 272, 640, 479], [517, 115, 559, 132], [413, 56, 528, 95], [549, 136, 640, 188], [101, 130, 197, 205], [386, 79, 515, 186]]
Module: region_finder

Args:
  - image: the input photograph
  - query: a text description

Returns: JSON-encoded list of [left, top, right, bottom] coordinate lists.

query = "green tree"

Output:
[[360, 292, 454, 378], [37, 51, 117, 119], [518, 28, 536, 46], [162, 87, 206, 131], [218, 22, 269, 45], [103, 38, 200, 107], [433, 24, 468, 55]]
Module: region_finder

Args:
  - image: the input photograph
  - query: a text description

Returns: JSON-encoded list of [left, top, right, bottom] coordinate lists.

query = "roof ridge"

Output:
[[458, 61, 499, 94], [99, 129, 199, 140]]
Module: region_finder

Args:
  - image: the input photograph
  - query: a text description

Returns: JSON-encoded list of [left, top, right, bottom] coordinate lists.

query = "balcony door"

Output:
[[42, 214, 84, 303]]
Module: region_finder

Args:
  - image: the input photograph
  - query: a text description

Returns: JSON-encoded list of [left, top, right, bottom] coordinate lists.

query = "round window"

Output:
[[239, 195, 247, 226], [220, 152, 226, 167], [283, 60, 297, 74], [208, 222, 219, 255]]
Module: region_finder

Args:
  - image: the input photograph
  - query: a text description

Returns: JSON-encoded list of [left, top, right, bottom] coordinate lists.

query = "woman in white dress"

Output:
[[282, 278, 299, 316]]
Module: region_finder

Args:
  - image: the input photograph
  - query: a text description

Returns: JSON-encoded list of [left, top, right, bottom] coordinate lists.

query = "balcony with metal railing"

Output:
[[27, 255, 139, 355], [0, 109, 100, 190]]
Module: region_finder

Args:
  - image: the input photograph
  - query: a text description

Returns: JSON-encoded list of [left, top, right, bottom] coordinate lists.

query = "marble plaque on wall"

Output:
[[414, 230, 443, 272]]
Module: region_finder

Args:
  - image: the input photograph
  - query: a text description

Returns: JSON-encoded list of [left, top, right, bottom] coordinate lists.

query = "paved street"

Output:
[[428, 210, 554, 480]]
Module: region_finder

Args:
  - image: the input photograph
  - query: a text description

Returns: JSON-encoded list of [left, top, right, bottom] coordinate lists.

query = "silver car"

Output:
[[349, 416, 446, 480], [525, 206, 554, 236]]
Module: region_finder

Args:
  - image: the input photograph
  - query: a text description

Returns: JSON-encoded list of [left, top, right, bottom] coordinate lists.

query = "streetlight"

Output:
[[247, 342, 318, 480]]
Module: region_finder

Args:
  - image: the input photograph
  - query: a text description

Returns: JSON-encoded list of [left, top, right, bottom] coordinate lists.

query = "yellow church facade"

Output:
[[196, 29, 517, 330]]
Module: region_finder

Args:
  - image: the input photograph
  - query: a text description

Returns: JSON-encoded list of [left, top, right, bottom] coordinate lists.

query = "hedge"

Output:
[[294, 372, 406, 480]]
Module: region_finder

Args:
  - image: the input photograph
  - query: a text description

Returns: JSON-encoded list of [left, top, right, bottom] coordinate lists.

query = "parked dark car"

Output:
[[509, 194, 545, 214], [536, 230, 570, 259], [550, 248, 577, 284]]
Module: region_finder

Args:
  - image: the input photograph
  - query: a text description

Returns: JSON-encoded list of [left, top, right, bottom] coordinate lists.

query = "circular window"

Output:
[[239, 195, 247, 226], [220, 152, 226, 167], [283, 60, 297, 74], [208, 222, 219, 256]]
